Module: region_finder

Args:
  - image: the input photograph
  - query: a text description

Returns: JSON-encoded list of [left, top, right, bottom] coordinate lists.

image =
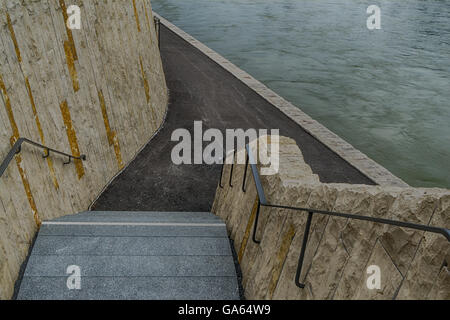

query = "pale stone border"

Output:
[[154, 12, 408, 188], [43, 222, 226, 227]]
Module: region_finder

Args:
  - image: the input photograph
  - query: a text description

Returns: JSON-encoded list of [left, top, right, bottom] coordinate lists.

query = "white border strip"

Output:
[[154, 12, 409, 188], [43, 222, 226, 227]]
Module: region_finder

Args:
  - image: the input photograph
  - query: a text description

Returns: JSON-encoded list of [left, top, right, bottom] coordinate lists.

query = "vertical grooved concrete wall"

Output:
[[0, 0, 167, 299]]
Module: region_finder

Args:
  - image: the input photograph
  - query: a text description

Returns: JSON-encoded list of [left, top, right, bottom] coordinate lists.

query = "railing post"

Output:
[[219, 154, 225, 189], [229, 149, 236, 188], [252, 199, 262, 244], [295, 212, 314, 289], [242, 151, 249, 193], [219, 167, 225, 189]]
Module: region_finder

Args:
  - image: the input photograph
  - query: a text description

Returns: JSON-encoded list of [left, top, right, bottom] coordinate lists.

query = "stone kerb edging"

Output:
[[154, 12, 409, 188]]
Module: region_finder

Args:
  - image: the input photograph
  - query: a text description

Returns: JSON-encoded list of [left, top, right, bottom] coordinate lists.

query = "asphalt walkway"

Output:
[[91, 25, 374, 213]]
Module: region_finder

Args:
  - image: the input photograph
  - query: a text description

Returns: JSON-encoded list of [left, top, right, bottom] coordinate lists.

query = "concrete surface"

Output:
[[0, 1, 167, 299], [92, 25, 374, 213]]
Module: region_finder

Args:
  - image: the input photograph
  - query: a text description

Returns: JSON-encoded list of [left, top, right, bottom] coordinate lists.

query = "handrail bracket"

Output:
[[1, 138, 87, 179]]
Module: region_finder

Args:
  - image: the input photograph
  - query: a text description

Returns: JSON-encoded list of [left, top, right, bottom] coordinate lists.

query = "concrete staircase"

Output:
[[17, 211, 240, 300]]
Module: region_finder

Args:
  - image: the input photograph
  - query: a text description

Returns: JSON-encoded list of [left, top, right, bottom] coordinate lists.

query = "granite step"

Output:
[[17, 211, 239, 300]]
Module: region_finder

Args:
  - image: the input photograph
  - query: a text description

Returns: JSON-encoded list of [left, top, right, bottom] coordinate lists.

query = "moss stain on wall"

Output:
[[139, 56, 151, 104], [0, 0, 168, 300], [59, 100, 85, 179], [238, 197, 259, 263], [132, 0, 141, 33], [267, 223, 296, 299], [59, 0, 78, 61], [6, 12, 22, 63], [143, 1, 154, 46], [63, 41, 80, 92], [25, 78, 59, 190], [0, 74, 40, 227], [98, 90, 124, 170]]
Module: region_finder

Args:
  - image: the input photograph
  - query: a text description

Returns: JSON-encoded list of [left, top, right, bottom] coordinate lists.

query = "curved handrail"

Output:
[[0, 138, 87, 179], [219, 144, 450, 289]]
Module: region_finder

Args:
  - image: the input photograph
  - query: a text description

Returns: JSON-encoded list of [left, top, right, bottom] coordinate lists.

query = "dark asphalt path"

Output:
[[92, 25, 374, 212]]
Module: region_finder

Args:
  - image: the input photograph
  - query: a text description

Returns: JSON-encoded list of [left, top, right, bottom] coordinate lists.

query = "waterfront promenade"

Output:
[[92, 24, 374, 213], [12, 12, 448, 302]]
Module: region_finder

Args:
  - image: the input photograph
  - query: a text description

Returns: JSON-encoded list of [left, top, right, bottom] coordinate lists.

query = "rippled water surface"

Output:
[[152, 0, 450, 188]]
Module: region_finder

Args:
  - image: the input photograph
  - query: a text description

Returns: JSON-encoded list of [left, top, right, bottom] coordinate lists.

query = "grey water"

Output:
[[152, 0, 450, 188]]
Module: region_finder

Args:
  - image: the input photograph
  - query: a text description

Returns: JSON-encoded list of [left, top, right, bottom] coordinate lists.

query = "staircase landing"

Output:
[[17, 212, 239, 300]]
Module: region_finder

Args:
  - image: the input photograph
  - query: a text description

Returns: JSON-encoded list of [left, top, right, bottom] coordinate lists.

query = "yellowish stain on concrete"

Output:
[[0, 74, 41, 227], [132, 0, 141, 32], [238, 196, 259, 263], [139, 56, 151, 104], [112, 133, 124, 170], [25, 78, 59, 190], [59, 0, 78, 61], [98, 90, 114, 146], [6, 12, 22, 63], [98, 90, 124, 170], [0, 74, 19, 141], [59, 100, 85, 179], [267, 223, 296, 299], [15, 154, 41, 227], [64, 41, 79, 92], [140, 7, 158, 124], [140, 55, 157, 126], [25, 79, 44, 142], [143, 1, 153, 44]]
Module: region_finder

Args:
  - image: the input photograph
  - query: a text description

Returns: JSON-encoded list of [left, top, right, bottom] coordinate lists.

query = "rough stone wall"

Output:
[[212, 137, 449, 300], [0, 0, 167, 299]]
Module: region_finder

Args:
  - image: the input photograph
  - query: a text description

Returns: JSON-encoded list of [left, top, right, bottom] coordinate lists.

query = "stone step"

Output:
[[39, 224, 228, 237], [31, 236, 233, 256], [50, 211, 223, 223], [24, 255, 236, 277], [17, 276, 239, 300], [17, 211, 240, 300]]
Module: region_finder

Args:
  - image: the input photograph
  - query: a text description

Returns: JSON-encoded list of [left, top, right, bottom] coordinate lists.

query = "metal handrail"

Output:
[[0, 138, 87, 179], [219, 144, 450, 289]]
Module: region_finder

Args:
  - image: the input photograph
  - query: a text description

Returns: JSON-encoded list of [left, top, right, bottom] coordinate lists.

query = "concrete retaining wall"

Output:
[[213, 137, 449, 300], [0, 0, 167, 299]]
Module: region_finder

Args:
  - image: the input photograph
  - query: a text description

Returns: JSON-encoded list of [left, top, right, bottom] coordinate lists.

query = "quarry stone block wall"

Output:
[[212, 137, 450, 300], [0, 0, 168, 299]]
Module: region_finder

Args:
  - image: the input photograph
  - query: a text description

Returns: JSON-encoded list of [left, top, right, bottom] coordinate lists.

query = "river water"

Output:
[[152, 0, 450, 188]]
